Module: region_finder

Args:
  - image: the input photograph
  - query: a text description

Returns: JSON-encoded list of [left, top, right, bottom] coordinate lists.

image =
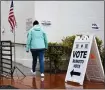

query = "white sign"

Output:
[[65, 35, 105, 85], [41, 20, 51, 26]]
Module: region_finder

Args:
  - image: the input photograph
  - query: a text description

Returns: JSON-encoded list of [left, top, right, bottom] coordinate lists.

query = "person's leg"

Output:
[[38, 50, 44, 73], [31, 50, 38, 72]]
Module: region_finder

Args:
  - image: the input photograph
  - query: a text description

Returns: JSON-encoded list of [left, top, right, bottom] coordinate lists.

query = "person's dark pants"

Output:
[[31, 49, 45, 73]]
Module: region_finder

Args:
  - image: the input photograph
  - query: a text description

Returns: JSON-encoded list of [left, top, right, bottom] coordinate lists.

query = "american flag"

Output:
[[8, 0, 16, 33]]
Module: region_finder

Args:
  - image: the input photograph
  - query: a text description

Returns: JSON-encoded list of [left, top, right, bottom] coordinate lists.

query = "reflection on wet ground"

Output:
[[0, 73, 105, 89]]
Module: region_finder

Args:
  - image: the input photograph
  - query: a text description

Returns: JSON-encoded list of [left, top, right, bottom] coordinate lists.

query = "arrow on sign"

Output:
[[70, 69, 81, 77]]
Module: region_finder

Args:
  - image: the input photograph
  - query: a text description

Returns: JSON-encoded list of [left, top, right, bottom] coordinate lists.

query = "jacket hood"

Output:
[[33, 25, 41, 31]]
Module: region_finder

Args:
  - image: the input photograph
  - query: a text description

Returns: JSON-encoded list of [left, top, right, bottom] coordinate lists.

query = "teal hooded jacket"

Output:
[[26, 25, 48, 51]]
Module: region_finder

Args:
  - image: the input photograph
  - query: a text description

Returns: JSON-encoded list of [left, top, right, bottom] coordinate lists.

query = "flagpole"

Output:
[[8, 0, 25, 77], [12, 27, 26, 77], [14, 28, 16, 66]]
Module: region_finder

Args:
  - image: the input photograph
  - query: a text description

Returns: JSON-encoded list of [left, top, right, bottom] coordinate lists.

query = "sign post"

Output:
[[65, 35, 105, 85]]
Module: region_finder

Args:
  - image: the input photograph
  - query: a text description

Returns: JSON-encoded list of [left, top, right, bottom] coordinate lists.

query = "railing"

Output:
[[0, 41, 13, 77], [103, 58, 105, 74]]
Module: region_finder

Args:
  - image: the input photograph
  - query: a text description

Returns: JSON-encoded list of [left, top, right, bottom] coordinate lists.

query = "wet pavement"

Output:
[[0, 62, 105, 89]]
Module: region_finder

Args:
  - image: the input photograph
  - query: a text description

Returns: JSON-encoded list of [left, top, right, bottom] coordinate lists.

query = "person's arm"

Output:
[[26, 30, 32, 52], [43, 32, 48, 49]]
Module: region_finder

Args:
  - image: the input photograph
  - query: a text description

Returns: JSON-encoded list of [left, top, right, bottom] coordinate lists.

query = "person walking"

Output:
[[26, 20, 48, 77]]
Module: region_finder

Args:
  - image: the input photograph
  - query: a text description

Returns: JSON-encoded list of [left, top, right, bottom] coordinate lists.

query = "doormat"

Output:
[[0, 85, 18, 89]]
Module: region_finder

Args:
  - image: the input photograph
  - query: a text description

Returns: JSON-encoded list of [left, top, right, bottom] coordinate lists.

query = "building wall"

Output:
[[35, 1, 104, 43]]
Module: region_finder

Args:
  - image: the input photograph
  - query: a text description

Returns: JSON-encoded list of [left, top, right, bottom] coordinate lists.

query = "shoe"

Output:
[[41, 73, 44, 77], [31, 70, 36, 75], [41, 78, 44, 81]]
